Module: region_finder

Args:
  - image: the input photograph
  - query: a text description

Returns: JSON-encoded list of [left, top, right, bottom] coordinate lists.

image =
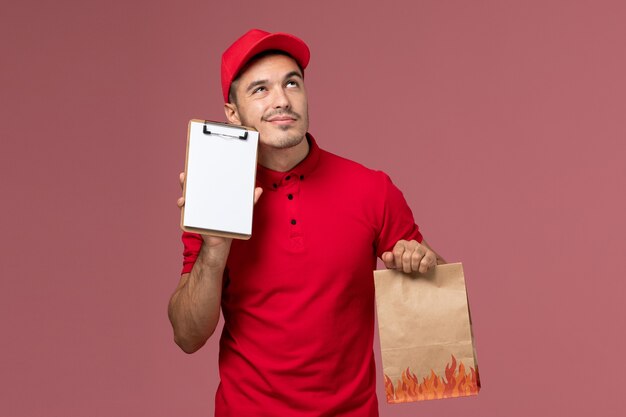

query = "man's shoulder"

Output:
[[318, 146, 388, 182]]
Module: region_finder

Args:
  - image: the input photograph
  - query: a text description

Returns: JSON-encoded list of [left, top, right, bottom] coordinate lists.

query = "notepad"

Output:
[[181, 120, 259, 239]]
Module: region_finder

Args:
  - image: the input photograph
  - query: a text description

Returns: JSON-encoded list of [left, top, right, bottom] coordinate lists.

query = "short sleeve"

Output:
[[181, 231, 203, 274], [374, 173, 423, 257]]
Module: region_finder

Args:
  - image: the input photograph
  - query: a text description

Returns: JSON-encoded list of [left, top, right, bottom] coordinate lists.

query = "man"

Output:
[[169, 29, 444, 417]]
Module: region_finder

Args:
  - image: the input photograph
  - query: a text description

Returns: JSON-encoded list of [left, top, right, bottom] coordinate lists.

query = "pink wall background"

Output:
[[2, 0, 625, 416]]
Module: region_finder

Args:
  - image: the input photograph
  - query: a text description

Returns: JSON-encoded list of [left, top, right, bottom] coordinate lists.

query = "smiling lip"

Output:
[[266, 116, 296, 122]]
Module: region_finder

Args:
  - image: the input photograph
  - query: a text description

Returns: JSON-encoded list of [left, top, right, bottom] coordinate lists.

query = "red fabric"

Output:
[[181, 135, 422, 417]]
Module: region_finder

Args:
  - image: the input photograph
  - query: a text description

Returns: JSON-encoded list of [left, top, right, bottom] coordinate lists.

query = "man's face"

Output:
[[225, 54, 309, 150]]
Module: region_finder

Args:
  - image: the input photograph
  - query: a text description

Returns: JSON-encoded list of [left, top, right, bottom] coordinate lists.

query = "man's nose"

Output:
[[271, 86, 290, 109]]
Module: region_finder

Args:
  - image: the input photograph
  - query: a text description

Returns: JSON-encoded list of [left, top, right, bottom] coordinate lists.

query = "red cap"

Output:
[[221, 29, 310, 102]]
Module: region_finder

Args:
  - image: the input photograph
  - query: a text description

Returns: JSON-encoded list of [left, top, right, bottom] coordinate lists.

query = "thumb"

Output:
[[253, 187, 263, 204]]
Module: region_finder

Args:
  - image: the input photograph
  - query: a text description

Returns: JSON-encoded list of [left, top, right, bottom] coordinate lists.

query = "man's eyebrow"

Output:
[[284, 70, 303, 80], [245, 79, 268, 93]]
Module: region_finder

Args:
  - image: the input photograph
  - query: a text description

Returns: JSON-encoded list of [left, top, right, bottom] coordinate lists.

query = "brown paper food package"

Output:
[[374, 263, 480, 403]]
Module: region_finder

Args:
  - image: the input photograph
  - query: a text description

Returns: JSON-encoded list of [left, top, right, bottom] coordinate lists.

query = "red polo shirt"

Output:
[[181, 135, 422, 417]]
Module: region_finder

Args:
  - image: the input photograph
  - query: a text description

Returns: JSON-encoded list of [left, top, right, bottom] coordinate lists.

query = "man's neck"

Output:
[[258, 137, 310, 172]]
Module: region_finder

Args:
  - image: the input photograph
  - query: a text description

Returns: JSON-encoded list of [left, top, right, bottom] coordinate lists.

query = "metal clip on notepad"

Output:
[[203, 121, 248, 140]]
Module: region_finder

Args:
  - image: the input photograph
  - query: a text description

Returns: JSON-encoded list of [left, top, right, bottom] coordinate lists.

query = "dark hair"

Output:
[[228, 50, 305, 104]]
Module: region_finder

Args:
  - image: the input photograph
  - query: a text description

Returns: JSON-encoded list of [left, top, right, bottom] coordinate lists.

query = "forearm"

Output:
[[168, 243, 228, 353]]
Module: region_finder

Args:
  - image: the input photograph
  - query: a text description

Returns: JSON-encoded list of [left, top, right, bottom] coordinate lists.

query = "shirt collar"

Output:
[[256, 133, 321, 190]]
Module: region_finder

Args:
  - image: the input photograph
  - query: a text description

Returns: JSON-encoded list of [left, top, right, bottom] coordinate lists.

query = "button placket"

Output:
[[284, 175, 303, 245]]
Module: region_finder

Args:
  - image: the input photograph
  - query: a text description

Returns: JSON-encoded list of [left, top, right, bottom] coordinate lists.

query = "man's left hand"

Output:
[[381, 240, 438, 274]]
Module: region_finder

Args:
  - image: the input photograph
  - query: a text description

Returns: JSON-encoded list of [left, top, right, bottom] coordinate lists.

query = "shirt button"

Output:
[[287, 194, 293, 200], [285, 175, 291, 181], [300, 175, 304, 180], [272, 183, 278, 189], [290, 219, 297, 225]]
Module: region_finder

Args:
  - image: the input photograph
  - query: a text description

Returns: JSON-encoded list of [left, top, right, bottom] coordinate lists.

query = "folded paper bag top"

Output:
[[374, 263, 480, 403]]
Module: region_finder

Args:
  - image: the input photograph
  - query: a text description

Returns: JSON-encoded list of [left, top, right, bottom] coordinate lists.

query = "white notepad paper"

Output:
[[181, 120, 259, 239]]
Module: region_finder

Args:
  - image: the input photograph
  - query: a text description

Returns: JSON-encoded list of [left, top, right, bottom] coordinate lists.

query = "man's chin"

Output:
[[261, 133, 306, 149]]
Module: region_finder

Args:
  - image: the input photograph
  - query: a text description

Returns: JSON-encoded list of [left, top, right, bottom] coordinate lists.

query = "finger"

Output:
[[411, 248, 426, 272], [418, 252, 437, 274], [253, 187, 263, 204], [381, 251, 396, 269], [392, 244, 406, 271], [177, 196, 185, 208], [402, 249, 415, 273], [400, 247, 416, 274], [179, 172, 185, 189]]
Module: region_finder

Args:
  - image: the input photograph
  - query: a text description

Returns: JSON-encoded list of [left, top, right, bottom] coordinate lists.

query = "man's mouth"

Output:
[[264, 112, 299, 123]]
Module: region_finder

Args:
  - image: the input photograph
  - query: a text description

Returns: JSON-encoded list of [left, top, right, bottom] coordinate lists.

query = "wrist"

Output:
[[197, 238, 231, 270]]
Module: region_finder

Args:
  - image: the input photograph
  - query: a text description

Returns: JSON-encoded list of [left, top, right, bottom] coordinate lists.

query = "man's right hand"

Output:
[[177, 172, 264, 212], [177, 172, 263, 267]]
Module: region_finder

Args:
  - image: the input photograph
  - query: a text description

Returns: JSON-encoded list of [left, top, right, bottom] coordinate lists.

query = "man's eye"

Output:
[[252, 86, 266, 94], [286, 80, 298, 88]]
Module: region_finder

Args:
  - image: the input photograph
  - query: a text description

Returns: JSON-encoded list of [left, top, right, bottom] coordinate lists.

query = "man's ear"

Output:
[[224, 103, 242, 125]]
